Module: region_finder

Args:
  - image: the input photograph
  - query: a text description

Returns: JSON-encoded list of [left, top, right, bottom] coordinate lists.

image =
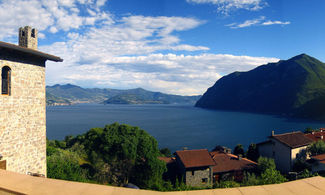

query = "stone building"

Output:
[[174, 149, 215, 187], [0, 26, 62, 176]]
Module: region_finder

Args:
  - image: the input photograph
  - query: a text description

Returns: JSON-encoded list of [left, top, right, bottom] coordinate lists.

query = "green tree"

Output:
[[307, 140, 325, 156], [47, 149, 88, 182], [256, 157, 287, 184], [257, 156, 276, 174], [260, 168, 287, 184], [246, 143, 259, 162], [233, 144, 245, 156], [160, 148, 172, 157], [304, 127, 314, 134], [78, 123, 167, 188]]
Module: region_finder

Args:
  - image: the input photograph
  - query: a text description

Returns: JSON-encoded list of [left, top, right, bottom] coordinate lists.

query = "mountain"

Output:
[[46, 92, 71, 106], [103, 88, 200, 104], [195, 54, 325, 119], [46, 84, 201, 105]]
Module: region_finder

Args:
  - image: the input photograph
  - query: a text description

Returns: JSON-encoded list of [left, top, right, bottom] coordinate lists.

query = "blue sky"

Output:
[[0, 0, 324, 95]]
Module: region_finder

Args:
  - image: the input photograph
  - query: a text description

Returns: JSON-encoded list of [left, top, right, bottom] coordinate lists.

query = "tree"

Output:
[[47, 149, 88, 182], [233, 144, 245, 156], [304, 127, 314, 134], [307, 140, 325, 156], [78, 123, 167, 188], [257, 157, 276, 174], [246, 143, 259, 162], [256, 157, 287, 184], [260, 168, 287, 184], [160, 148, 172, 157]]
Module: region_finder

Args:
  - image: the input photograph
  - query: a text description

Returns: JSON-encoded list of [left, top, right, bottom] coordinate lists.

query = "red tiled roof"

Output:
[[311, 154, 325, 161], [305, 131, 325, 142], [210, 151, 257, 173], [271, 131, 313, 148], [158, 157, 175, 164], [175, 149, 215, 168]]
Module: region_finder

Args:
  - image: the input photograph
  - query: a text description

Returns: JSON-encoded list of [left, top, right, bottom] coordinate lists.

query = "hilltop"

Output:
[[46, 84, 200, 105], [195, 54, 325, 120]]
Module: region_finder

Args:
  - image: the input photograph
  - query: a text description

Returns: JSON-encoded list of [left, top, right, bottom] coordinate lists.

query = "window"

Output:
[[2, 66, 11, 95], [31, 29, 35, 38], [202, 178, 208, 183], [192, 170, 195, 176]]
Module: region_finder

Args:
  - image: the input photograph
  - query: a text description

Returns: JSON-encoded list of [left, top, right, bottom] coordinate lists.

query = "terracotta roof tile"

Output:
[[175, 149, 215, 168], [311, 154, 325, 161], [305, 131, 325, 142], [271, 131, 313, 148], [158, 157, 175, 164], [210, 151, 257, 173]]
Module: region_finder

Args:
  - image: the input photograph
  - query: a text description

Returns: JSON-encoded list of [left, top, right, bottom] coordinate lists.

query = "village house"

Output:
[[0, 26, 62, 176], [257, 131, 314, 173], [210, 151, 257, 182], [174, 149, 215, 187]]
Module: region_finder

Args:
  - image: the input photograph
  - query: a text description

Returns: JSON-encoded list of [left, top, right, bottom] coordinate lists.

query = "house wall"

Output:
[[257, 142, 273, 158], [291, 146, 308, 163], [185, 166, 212, 187], [0, 58, 46, 176], [271, 139, 292, 173]]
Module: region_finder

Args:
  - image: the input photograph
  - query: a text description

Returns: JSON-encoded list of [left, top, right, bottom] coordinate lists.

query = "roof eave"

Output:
[[0, 41, 63, 62]]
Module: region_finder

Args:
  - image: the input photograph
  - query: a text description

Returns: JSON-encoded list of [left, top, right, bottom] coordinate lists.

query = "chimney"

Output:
[[19, 26, 38, 50], [271, 130, 275, 136], [312, 131, 315, 135], [182, 147, 188, 151], [321, 136, 323, 140]]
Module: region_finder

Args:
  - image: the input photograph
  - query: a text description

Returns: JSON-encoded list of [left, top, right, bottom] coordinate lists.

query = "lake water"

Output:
[[46, 104, 325, 152]]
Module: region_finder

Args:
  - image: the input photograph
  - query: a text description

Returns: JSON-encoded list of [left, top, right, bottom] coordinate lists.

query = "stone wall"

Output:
[[185, 167, 212, 187], [0, 59, 46, 176]]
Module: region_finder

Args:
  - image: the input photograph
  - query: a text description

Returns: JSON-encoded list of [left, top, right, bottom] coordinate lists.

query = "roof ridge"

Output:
[[273, 131, 302, 136], [176, 149, 208, 152]]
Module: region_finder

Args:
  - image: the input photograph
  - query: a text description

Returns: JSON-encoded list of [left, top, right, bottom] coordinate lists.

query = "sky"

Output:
[[0, 0, 325, 95]]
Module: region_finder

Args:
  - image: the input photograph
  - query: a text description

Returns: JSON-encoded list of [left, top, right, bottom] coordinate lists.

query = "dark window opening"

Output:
[[192, 170, 195, 176], [31, 29, 35, 38], [22, 31, 25, 37], [2, 66, 11, 95], [202, 178, 208, 183]]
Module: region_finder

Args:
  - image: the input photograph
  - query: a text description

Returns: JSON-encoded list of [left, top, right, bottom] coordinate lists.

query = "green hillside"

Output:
[[195, 54, 325, 120], [46, 92, 71, 105], [46, 84, 200, 105]]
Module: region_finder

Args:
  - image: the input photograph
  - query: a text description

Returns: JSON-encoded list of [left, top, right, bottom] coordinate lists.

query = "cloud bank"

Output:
[[186, 0, 267, 14], [0, 0, 279, 95]]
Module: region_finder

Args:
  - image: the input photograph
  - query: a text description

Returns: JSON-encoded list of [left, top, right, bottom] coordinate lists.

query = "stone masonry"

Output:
[[185, 167, 213, 187], [0, 59, 46, 175]]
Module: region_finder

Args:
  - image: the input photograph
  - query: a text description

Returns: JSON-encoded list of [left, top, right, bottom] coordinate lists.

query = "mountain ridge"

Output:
[[195, 54, 325, 119], [46, 84, 201, 105]]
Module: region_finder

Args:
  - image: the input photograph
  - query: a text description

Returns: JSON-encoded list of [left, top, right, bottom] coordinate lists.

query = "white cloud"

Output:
[[262, 20, 291, 26], [0, 0, 279, 95], [227, 16, 290, 28], [186, 0, 267, 14], [0, 0, 111, 40]]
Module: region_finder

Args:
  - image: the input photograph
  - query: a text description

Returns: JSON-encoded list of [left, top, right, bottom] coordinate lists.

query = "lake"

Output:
[[46, 104, 325, 152]]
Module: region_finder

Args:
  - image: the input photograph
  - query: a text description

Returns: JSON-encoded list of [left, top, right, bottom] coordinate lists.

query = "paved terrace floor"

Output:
[[1, 170, 325, 195]]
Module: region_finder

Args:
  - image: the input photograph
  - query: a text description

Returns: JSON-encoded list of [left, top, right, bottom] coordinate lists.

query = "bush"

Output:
[[47, 149, 88, 182], [214, 180, 240, 188], [307, 140, 325, 156]]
